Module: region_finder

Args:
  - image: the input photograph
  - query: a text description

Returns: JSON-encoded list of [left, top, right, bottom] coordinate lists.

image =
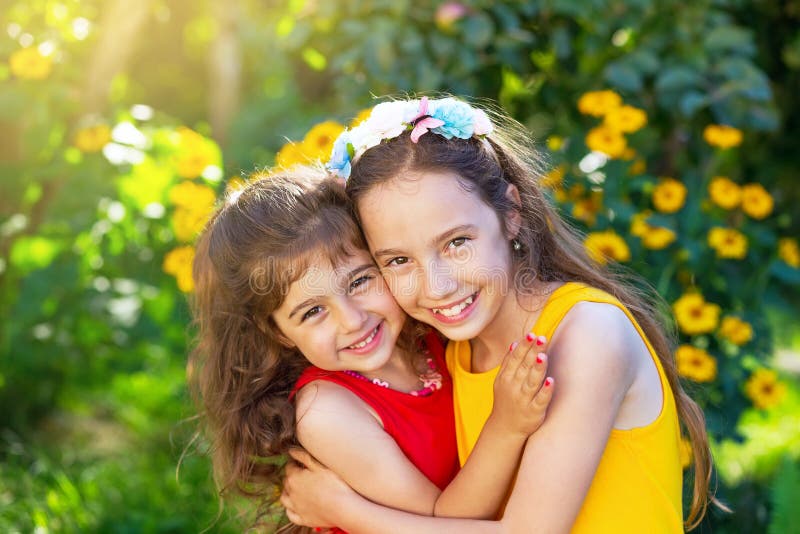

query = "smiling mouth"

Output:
[[346, 322, 381, 350], [431, 292, 477, 317]]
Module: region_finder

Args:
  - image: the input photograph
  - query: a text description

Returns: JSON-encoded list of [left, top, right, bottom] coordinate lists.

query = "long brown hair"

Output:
[[345, 103, 722, 529], [188, 166, 378, 531]]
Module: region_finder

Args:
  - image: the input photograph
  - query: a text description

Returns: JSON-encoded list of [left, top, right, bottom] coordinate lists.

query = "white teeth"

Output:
[[433, 295, 474, 317], [348, 325, 379, 349]]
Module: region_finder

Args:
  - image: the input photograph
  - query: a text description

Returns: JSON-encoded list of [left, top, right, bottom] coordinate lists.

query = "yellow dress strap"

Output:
[[532, 282, 616, 339]]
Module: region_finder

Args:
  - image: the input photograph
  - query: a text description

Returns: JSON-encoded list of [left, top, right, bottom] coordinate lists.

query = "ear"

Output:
[[503, 183, 523, 240]]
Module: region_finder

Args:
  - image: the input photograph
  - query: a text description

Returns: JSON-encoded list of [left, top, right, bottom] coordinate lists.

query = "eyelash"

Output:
[[350, 274, 373, 290], [301, 306, 322, 322], [385, 257, 409, 267], [447, 237, 469, 249], [299, 275, 374, 322]]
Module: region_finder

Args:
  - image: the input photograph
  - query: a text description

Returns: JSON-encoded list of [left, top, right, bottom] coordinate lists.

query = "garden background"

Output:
[[1, 0, 799, 532]]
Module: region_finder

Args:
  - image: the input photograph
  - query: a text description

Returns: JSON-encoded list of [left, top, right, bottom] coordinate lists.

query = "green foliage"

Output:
[[0, 0, 798, 531], [768, 456, 800, 534]]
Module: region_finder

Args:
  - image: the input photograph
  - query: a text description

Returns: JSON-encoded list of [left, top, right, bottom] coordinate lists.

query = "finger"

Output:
[[512, 337, 538, 384], [530, 376, 555, 411], [288, 447, 316, 469], [524, 352, 548, 391], [498, 338, 522, 376]]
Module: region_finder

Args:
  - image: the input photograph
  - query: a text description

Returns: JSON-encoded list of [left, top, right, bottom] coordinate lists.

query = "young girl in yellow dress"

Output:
[[280, 96, 723, 533]]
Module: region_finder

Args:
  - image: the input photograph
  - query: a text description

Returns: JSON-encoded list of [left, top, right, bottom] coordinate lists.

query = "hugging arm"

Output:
[[291, 339, 553, 524], [283, 304, 637, 533]]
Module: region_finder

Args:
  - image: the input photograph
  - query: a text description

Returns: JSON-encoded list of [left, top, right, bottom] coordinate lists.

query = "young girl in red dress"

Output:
[[188, 166, 554, 532]]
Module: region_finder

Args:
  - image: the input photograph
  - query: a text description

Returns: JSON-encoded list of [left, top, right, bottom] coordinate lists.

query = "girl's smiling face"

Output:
[[271, 249, 407, 377], [357, 170, 518, 342]]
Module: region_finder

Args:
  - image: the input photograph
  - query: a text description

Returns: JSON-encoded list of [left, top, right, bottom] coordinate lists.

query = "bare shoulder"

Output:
[[549, 301, 642, 389], [294, 380, 382, 442]]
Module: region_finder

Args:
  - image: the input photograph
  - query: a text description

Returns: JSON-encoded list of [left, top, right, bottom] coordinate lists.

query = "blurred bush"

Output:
[[1, 0, 798, 532]]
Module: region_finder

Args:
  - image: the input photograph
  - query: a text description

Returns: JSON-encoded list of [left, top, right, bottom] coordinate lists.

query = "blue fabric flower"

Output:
[[327, 131, 352, 179], [429, 98, 475, 139]]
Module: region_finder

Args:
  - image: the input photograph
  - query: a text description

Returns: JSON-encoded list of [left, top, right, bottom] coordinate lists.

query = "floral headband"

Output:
[[327, 97, 494, 180]]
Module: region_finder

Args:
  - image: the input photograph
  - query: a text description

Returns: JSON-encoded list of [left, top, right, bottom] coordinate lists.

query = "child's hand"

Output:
[[490, 333, 554, 438]]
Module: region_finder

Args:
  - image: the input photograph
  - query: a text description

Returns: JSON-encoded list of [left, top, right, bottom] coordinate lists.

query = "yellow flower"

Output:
[[174, 127, 218, 179], [226, 176, 248, 192], [585, 126, 628, 159], [553, 187, 568, 203], [676, 345, 718, 382], [172, 207, 213, 243], [718, 316, 753, 346], [168, 181, 216, 210], [584, 230, 631, 264], [708, 176, 741, 210], [621, 148, 637, 161], [703, 124, 743, 149], [673, 293, 721, 335], [603, 105, 647, 133], [679, 437, 693, 470], [740, 183, 773, 219], [163, 246, 195, 292], [778, 238, 800, 268], [571, 191, 603, 227], [350, 108, 373, 127], [652, 178, 687, 214], [642, 226, 677, 250], [547, 135, 564, 151], [74, 125, 111, 153], [540, 164, 566, 189], [275, 141, 310, 168], [301, 120, 345, 161], [577, 90, 622, 117], [744, 369, 786, 409], [630, 212, 652, 238], [628, 158, 646, 175], [9, 47, 52, 80], [708, 227, 748, 259]]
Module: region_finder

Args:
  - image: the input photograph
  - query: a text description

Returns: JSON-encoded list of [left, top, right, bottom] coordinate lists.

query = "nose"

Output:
[[422, 258, 458, 300], [335, 296, 368, 334]]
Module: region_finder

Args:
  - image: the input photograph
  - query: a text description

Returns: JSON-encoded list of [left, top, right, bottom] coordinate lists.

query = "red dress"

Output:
[[290, 332, 459, 530]]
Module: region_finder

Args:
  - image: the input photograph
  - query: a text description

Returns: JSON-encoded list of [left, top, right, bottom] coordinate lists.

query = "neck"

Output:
[[360, 348, 421, 392], [469, 281, 560, 373]]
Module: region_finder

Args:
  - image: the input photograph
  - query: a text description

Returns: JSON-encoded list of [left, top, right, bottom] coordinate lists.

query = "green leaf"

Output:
[[117, 156, 174, 211], [704, 26, 756, 56], [680, 91, 708, 117], [462, 13, 494, 49], [604, 62, 643, 92], [771, 261, 800, 285], [9, 236, 62, 272], [655, 66, 700, 92]]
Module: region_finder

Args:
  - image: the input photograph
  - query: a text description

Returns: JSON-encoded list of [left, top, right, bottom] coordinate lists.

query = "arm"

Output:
[[433, 334, 553, 518], [293, 338, 554, 520], [284, 304, 641, 533]]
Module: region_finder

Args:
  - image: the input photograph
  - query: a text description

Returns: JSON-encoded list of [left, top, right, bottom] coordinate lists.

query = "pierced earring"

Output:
[[512, 239, 522, 251]]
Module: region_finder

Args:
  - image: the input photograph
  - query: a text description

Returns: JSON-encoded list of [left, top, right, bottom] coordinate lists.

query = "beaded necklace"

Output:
[[342, 358, 443, 397]]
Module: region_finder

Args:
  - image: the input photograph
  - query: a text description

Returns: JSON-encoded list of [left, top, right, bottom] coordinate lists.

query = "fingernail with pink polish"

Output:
[[509, 341, 519, 352], [525, 333, 535, 343], [535, 353, 544, 364], [536, 335, 546, 346], [544, 377, 553, 387]]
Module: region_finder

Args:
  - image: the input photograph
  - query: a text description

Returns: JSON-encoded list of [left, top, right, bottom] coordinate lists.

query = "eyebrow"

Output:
[[287, 263, 376, 319], [372, 224, 477, 258]]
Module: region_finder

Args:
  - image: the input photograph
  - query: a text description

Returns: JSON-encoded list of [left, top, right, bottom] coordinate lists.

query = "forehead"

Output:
[[357, 170, 498, 248], [282, 248, 374, 301]]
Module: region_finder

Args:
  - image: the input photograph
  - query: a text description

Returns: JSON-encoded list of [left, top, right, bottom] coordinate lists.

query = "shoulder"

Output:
[[549, 301, 640, 391], [294, 380, 383, 442]]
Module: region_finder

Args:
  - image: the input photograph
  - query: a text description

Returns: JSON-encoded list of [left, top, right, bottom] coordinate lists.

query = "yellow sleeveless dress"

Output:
[[445, 282, 683, 532]]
